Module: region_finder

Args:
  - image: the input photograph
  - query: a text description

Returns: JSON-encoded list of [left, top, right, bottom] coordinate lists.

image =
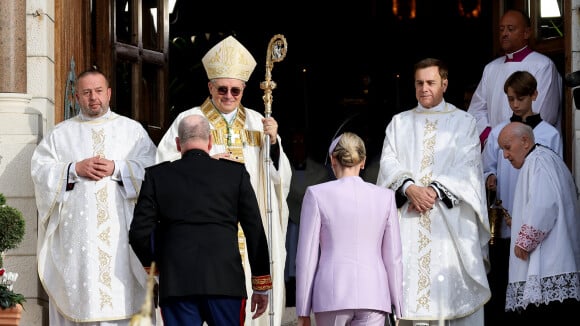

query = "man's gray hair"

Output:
[[178, 115, 211, 143]]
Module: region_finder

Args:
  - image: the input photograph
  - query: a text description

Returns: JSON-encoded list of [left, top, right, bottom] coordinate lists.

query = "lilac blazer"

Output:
[[295, 175, 403, 318]]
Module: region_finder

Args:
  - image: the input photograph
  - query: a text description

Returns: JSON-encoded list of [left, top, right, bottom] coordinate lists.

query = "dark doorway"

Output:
[[167, 1, 494, 162]]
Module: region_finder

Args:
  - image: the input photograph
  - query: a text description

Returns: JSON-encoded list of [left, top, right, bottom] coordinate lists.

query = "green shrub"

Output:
[[0, 193, 26, 309]]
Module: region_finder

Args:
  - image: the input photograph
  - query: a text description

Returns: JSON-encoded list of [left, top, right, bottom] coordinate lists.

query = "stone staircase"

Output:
[[281, 307, 298, 326], [282, 307, 318, 326]]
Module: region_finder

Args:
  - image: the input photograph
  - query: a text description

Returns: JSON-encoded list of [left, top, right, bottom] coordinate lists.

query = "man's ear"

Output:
[[523, 26, 531, 42], [208, 134, 213, 152], [523, 134, 533, 149], [175, 137, 181, 152]]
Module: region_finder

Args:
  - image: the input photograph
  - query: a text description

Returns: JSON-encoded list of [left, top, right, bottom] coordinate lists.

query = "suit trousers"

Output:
[[315, 309, 386, 326], [161, 295, 246, 326]]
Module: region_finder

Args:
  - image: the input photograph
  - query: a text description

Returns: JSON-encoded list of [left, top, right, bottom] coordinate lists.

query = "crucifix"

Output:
[[227, 129, 240, 146]]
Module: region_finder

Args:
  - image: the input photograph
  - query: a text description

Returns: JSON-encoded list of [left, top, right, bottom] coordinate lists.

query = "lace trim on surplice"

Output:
[[506, 272, 580, 311]]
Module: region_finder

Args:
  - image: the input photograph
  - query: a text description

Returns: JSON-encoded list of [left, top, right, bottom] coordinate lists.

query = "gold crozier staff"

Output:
[[260, 34, 288, 326]]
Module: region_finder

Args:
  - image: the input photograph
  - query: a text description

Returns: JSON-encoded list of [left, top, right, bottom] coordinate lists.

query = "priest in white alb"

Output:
[[376, 58, 491, 326], [32, 69, 157, 325]]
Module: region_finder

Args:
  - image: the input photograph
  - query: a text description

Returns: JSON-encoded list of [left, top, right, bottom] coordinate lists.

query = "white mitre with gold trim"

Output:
[[202, 36, 257, 82]]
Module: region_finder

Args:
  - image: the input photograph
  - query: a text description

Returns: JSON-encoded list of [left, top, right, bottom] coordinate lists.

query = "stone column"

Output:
[[0, 1, 26, 93]]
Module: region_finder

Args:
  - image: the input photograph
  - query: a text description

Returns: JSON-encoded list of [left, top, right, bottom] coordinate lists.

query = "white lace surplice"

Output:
[[506, 145, 580, 311]]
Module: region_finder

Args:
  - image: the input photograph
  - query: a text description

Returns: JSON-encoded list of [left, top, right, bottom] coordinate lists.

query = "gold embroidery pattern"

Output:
[[99, 288, 112, 310], [98, 227, 111, 246], [92, 127, 112, 310], [418, 250, 431, 286], [419, 208, 432, 233], [425, 119, 438, 132], [415, 118, 437, 311], [417, 289, 431, 311], [418, 230, 430, 251], [420, 135, 436, 171], [96, 187, 108, 227], [416, 246, 432, 311], [92, 128, 105, 157], [419, 172, 432, 187], [238, 225, 246, 269], [98, 247, 112, 289], [252, 275, 273, 291], [202, 98, 262, 164]]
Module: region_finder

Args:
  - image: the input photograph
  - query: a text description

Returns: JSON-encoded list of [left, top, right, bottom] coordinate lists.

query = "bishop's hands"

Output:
[[76, 156, 115, 181], [262, 117, 278, 144], [212, 152, 233, 160], [406, 184, 437, 213]]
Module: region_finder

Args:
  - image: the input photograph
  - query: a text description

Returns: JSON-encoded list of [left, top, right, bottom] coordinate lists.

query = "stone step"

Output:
[[281, 306, 298, 326], [282, 307, 317, 326]]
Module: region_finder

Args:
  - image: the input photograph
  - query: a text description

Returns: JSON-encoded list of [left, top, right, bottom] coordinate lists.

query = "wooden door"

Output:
[[56, 0, 170, 144]]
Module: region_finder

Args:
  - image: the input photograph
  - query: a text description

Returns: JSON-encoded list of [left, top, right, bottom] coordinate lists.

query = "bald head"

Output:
[[498, 122, 535, 169], [499, 9, 531, 54], [176, 115, 212, 154]]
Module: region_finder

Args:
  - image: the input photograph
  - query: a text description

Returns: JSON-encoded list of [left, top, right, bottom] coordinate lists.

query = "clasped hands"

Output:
[[76, 156, 115, 181], [406, 184, 437, 213]]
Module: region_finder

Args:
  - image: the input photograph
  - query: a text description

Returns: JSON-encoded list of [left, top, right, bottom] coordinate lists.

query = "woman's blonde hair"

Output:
[[329, 132, 366, 167]]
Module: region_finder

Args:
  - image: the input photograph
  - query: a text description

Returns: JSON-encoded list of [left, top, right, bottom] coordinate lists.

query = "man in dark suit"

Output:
[[129, 114, 272, 326]]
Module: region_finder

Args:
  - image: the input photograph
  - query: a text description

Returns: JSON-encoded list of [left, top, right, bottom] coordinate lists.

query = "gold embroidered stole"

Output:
[[415, 118, 437, 312], [201, 98, 262, 164]]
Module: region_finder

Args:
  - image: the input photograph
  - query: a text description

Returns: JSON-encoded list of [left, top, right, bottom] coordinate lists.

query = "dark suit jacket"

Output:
[[129, 149, 270, 304]]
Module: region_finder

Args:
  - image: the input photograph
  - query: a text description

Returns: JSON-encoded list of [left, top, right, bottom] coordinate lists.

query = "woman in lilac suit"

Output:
[[296, 132, 403, 326]]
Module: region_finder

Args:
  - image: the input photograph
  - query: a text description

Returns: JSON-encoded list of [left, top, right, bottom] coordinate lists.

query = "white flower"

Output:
[[0, 269, 19, 291]]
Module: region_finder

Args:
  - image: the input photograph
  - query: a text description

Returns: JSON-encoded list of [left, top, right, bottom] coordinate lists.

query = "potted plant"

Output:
[[0, 193, 26, 324]]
